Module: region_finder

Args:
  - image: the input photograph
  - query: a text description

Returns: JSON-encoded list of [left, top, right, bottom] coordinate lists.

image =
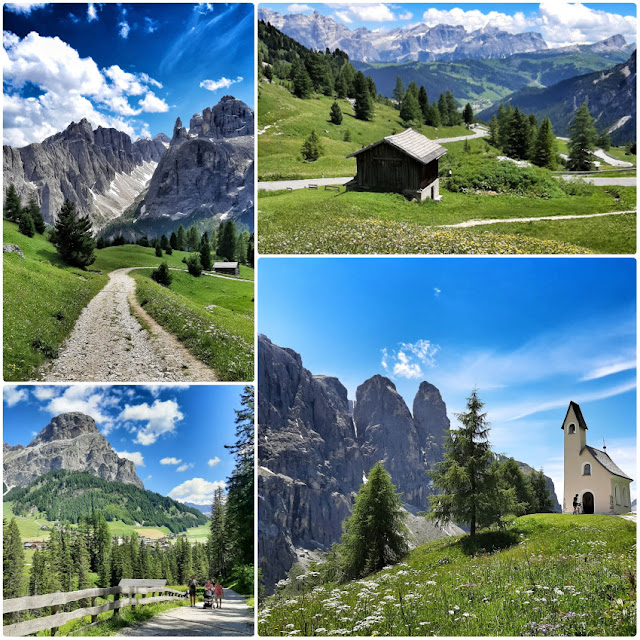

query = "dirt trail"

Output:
[[115, 589, 253, 637], [441, 210, 635, 229], [39, 268, 216, 382]]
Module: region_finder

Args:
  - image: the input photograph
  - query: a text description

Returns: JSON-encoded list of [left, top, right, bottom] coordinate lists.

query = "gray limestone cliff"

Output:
[[3, 120, 167, 230], [3, 412, 144, 491]]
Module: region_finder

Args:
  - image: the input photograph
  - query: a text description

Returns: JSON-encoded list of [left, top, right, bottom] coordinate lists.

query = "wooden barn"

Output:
[[346, 128, 447, 201], [214, 261, 239, 276]]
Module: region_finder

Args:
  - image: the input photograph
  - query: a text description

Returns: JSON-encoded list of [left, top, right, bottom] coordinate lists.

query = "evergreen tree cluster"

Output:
[[5, 470, 208, 532], [3, 185, 47, 238], [395, 78, 465, 129]]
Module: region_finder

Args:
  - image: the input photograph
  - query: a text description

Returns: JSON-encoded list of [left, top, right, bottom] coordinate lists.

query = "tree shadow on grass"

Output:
[[455, 528, 522, 556]]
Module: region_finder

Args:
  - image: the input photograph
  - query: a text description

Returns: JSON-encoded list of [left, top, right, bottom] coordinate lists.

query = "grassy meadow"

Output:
[[258, 81, 472, 181], [259, 514, 636, 637], [3, 220, 254, 380]]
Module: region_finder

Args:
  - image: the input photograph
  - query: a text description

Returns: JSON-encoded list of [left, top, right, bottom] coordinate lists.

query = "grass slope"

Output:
[[132, 270, 254, 381], [258, 81, 471, 181], [3, 221, 108, 381], [259, 514, 636, 636]]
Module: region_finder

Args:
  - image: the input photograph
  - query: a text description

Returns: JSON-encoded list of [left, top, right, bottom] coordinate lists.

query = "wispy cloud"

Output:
[[114, 450, 145, 467], [287, 4, 312, 12], [200, 76, 243, 92], [208, 457, 221, 468], [87, 3, 98, 22], [160, 457, 182, 465], [3, 385, 28, 407], [4, 3, 47, 15], [381, 339, 439, 380], [581, 360, 636, 381], [177, 463, 195, 472]]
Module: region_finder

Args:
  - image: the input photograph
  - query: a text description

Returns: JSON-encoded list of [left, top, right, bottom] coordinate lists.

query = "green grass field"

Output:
[[258, 81, 472, 181], [260, 514, 636, 637], [3, 221, 108, 380], [184, 523, 210, 543], [3, 223, 254, 380], [132, 270, 254, 381], [258, 185, 635, 254]]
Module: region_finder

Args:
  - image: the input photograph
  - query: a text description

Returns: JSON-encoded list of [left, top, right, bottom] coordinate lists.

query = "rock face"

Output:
[[3, 120, 167, 230], [259, 336, 459, 593], [259, 8, 548, 63], [3, 244, 24, 259], [3, 412, 144, 490], [136, 96, 254, 232]]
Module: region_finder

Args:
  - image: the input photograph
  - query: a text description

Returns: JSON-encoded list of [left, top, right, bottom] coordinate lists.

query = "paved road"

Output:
[[442, 210, 635, 229], [115, 589, 253, 637], [561, 176, 636, 186], [258, 129, 488, 191], [593, 148, 634, 167]]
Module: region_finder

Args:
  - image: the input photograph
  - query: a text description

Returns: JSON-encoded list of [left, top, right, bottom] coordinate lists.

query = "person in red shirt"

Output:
[[214, 579, 223, 608]]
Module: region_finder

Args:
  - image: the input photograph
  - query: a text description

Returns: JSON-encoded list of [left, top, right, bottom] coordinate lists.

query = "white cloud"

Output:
[[138, 92, 169, 113], [119, 21, 130, 39], [581, 360, 636, 382], [87, 3, 98, 22], [208, 457, 221, 468], [381, 339, 440, 380], [115, 450, 145, 467], [287, 4, 312, 13], [42, 385, 113, 424], [3, 385, 28, 407], [421, 7, 528, 34], [334, 11, 352, 24], [168, 478, 226, 505], [177, 463, 195, 472], [32, 386, 57, 400], [145, 474, 153, 481], [4, 3, 47, 14], [433, 287, 441, 297], [398, 11, 413, 21], [200, 76, 243, 92], [161, 457, 182, 465], [119, 399, 184, 445], [349, 4, 396, 22], [3, 31, 165, 146]]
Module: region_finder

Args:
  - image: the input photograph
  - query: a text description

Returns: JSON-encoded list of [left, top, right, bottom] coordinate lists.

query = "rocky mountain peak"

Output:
[[28, 412, 99, 446], [186, 96, 254, 140], [413, 381, 450, 470]]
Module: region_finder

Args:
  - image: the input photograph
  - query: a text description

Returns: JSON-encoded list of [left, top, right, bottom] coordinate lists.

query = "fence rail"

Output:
[[3, 586, 187, 636]]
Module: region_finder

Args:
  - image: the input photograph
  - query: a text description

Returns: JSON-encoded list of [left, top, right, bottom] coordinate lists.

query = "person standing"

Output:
[[214, 579, 223, 609], [188, 575, 198, 607]]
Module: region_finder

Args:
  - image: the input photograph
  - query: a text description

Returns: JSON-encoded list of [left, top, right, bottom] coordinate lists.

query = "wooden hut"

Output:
[[346, 128, 447, 201], [214, 261, 239, 276]]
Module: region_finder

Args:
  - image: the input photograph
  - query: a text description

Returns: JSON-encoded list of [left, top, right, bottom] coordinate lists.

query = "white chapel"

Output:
[[562, 401, 633, 514]]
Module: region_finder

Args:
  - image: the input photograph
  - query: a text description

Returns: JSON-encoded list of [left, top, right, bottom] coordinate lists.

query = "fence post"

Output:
[[113, 591, 120, 618], [51, 604, 60, 636], [131, 588, 136, 610], [91, 596, 98, 624]]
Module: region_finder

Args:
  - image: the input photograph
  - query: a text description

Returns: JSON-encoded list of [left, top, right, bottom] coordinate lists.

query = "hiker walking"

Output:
[[188, 575, 198, 607], [214, 579, 223, 609]]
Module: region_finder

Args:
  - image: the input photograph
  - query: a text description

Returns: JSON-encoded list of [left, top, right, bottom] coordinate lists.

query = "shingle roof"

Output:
[[214, 262, 239, 268], [583, 445, 633, 480], [561, 401, 588, 430], [347, 128, 447, 165]]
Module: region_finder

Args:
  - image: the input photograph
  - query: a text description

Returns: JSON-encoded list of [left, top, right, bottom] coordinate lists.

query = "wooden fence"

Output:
[[3, 585, 186, 636]]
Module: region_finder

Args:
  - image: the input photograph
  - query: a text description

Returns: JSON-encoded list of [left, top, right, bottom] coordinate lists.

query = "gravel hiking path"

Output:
[[441, 210, 635, 229], [39, 267, 216, 382], [561, 176, 636, 186], [115, 589, 253, 637]]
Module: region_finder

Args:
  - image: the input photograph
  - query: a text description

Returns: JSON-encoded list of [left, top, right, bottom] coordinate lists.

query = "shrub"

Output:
[[301, 130, 323, 162], [151, 262, 172, 287], [343, 129, 351, 142], [155, 245, 162, 257], [186, 254, 203, 277], [165, 245, 173, 255]]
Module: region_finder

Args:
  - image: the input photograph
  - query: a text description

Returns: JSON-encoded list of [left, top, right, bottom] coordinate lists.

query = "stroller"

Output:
[[203, 588, 214, 609]]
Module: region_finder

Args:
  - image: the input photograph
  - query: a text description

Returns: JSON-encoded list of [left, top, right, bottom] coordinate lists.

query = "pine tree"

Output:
[[18, 208, 35, 237], [427, 101, 440, 128], [335, 74, 348, 99], [292, 60, 313, 98], [224, 386, 254, 567], [160, 234, 169, 250], [506, 107, 529, 159], [568, 102, 598, 171], [488, 115, 500, 148], [54, 199, 96, 268], [329, 101, 343, 125], [152, 261, 173, 286], [429, 390, 516, 536], [399, 91, 422, 128], [496, 458, 532, 515], [445, 91, 460, 125], [406, 81, 419, 100], [4, 184, 22, 222], [301, 129, 324, 162], [532, 117, 557, 170], [186, 225, 200, 252], [463, 103, 474, 126], [337, 462, 408, 580], [218, 220, 238, 262], [247, 234, 254, 268], [353, 71, 373, 121], [200, 231, 213, 271], [597, 129, 611, 152], [155, 245, 162, 257], [208, 488, 228, 578], [418, 86, 429, 123], [25, 195, 46, 233], [529, 470, 554, 513], [496, 103, 511, 151], [392, 76, 405, 104], [437, 93, 449, 126], [367, 77, 377, 101], [177, 225, 186, 251], [3, 518, 25, 599]]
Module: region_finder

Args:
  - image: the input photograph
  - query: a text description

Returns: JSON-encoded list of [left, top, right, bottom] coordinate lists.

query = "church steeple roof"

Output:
[[561, 401, 588, 430]]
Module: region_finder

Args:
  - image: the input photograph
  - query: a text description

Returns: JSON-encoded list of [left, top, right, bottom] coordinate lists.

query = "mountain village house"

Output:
[[562, 401, 633, 514], [346, 128, 447, 201], [214, 261, 240, 276]]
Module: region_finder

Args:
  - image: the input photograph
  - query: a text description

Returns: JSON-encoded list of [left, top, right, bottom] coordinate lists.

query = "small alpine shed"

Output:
[[346, 128, 447, 201], [214, 261, 239, 275]]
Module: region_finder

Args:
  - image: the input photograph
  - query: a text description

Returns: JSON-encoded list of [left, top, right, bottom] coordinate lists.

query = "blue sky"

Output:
[[3, 2, 254, 147], [261, 3, 637, 47], [2, 384, 252, 506], [258, 257, 636, 504]]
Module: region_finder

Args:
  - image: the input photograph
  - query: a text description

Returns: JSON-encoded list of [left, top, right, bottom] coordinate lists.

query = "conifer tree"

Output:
[[155, 245, 163, 257], [292, 60, 313, 98], [160, 234, 169, 250], [488, 115, 500, 148], [337, 461, 408, 580], [597, 129, 611, 151], [392, 76, 405, 104], [463, 102, 474, 126], [367, 77, 377, 101], [200, 231, 213, 271], [25, 195, 46, 233], [529, 469, 554, 513], [335, 74, 348, 99], [506, 107, 529, 159], [568, 102, 598, 171], [429, 390, 516, 536], [496, 458, 532, 515], [437, 93, 449, 126], [170, 231, 178, 250], [177, 225, 186, 251], [3, 518, 25, 599], [445, 91, 460, 125], [532, 117, 556, 169], [353, 71, 373, 121], [301, 130, 324, 162], [4, 184, 22, 221], [186, 225, 200, 252], [427, 101, 440, 127], [418, 86, 429, 123], [247, 234, 254, 268], [405, 81, 419, 100], [329, 100, 343, 125], [399, 90, 422, 128], [18, 208, 35, 237], [54, 199, 96, 268], [208, 488, 228, 578], [218, 220, 238, 262]]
